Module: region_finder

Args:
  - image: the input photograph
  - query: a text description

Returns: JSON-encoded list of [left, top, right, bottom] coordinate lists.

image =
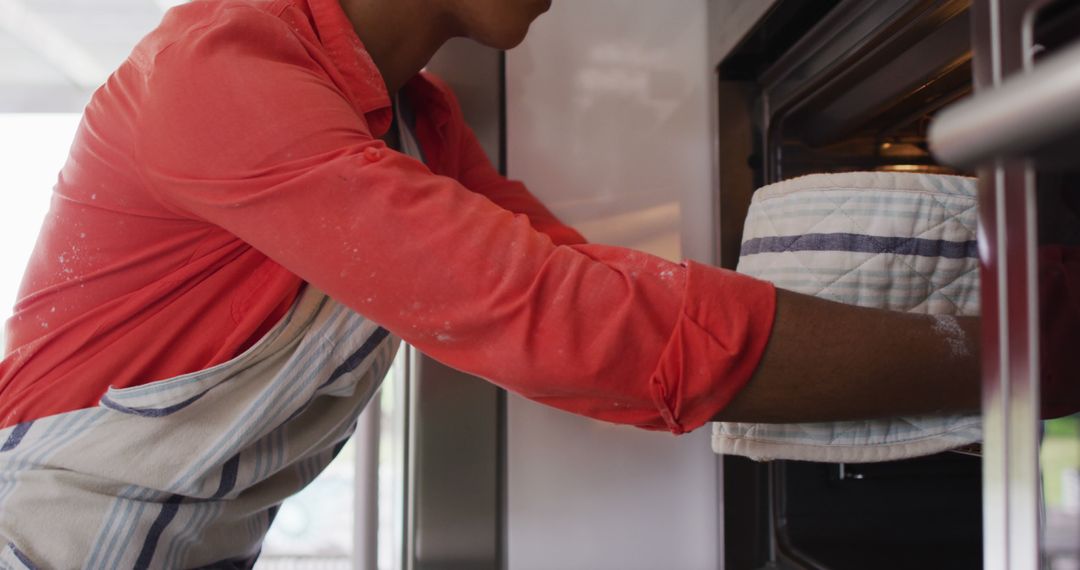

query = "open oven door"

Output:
[[715, 1, 1079, 568]]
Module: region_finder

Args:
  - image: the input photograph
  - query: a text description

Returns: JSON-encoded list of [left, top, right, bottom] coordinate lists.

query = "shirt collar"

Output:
[[297, 0, 394, 135], [405, 73, 453, 130], [281, 0, 454, 137]]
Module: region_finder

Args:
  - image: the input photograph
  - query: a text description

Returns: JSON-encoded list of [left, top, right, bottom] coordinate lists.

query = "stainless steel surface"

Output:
[[377, 351, 409, 570], [975, 159, 1043, 570], [930, 33, 1080, 168], [706, 0, 779, 267], [354, 401, 380, 570], [405, 38, 504, 570], [505, 2, 722, 568], [408, 355, 499, 570], [405, 348, 418, 570], [964, 1, 1045, 569], [707, 0, 781, 65]]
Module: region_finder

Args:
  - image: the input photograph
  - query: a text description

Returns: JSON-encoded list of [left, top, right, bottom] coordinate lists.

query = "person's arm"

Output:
[[434, 65, 983, 423], [715, 289, 981, 423], [135, 6, 771, 435], [136, 6, 978, 434]]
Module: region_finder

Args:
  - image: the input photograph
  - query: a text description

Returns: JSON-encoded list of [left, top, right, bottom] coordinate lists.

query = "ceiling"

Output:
[[0, 0, 181, 112]]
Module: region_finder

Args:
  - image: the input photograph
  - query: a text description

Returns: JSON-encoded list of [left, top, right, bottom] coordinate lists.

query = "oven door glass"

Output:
[[1032, 4, 1080, 565], [1037, 171, 1080, 569]]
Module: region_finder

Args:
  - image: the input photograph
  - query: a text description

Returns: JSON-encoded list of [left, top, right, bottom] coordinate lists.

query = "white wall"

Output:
[[505, 2, 721, 569], [0, 114, 80, 350]]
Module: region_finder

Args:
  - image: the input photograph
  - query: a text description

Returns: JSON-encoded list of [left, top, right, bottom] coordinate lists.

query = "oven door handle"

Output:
[[929, 38, 1080, 168]]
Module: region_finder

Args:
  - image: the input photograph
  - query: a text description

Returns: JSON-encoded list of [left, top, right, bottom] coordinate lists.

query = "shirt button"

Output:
[[363, 146, 383, 162]]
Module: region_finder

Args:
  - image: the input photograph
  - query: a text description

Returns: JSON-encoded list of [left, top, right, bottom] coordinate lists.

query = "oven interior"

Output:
[[718, 1, 1080, 568], [717, 2, 981, 568]]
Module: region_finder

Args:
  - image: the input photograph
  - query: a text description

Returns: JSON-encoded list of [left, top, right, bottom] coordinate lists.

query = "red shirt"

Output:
[[0, 0, 775, 434]]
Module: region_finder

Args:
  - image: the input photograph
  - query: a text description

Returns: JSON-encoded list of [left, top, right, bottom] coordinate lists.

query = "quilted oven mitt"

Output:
[[713, 171, 982, 463]]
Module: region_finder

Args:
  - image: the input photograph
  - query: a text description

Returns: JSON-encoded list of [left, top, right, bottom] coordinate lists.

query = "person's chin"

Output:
[[492, 33, 528, 50], [521, 0, 551, 22], [480, 23, 532, 50]]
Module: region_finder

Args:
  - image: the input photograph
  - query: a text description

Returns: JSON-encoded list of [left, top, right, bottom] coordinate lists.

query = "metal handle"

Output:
[[354, 397, 381, 570], [929, 37, 1080, 168]]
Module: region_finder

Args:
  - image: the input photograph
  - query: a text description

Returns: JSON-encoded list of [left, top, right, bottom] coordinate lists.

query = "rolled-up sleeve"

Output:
[[133, 5, 776, 433]]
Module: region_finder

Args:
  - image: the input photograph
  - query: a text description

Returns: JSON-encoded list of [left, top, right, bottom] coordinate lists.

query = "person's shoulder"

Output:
[[157, 0, 290, 33], [131, 0, 303, 70]]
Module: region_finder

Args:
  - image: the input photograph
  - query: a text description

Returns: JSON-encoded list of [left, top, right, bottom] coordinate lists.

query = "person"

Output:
[[0, 0, 982, 566]]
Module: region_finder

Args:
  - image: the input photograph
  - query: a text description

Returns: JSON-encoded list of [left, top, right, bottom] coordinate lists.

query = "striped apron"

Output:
[[0, 97, 427, 569], [0, 284, 398, 568]]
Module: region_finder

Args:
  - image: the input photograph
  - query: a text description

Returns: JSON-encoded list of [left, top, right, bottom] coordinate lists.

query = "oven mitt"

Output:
[[712, 171, 982, 463]]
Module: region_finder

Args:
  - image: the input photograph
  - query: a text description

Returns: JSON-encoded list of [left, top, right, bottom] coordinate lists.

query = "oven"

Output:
[[715, 0, 1080, 568]]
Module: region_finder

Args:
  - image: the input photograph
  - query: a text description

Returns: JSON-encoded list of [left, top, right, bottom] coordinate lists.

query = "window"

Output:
[[0, 113, 80, 348]]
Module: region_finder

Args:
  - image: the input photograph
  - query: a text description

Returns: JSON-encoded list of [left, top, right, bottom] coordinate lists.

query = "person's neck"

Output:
[[338, 0, 455, 95]]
